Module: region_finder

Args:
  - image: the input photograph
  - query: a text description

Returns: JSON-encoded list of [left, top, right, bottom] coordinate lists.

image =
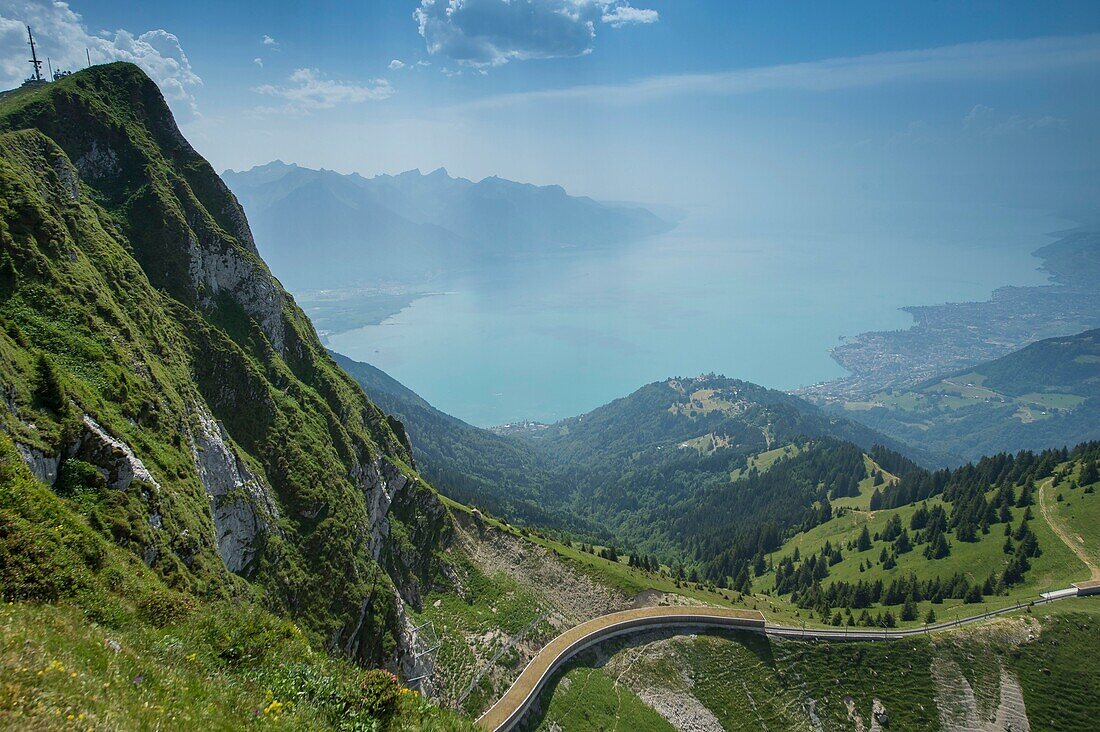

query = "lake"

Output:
[[326, 203, 1065, 427]]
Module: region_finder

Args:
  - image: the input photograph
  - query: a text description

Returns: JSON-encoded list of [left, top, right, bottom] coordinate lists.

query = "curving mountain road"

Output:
[[477, 587, 1092, 732]]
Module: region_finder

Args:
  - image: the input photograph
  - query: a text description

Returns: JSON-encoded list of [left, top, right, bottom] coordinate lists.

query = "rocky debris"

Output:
[[76, 416, 162, 491], [806, 697, 824, 731], [992, 667, 1031, 732], [932, 659, 986, 731], [870, 698, 888, 731], [73, 139, 119, 181], [632, 589, 720, 609], [190, 408, 278, 574], [932, 657, 1030, 731], [48, 149, 80, 203], [371, 461, 449, 611], [15, 415, 163, 493], [606, 638, 724, 732], [450, 510, 630, 626], [844, 696, 867, 732], [356, 457, 410, 562], [396, 598, 437, 697], [428, 511, 632, 711], [950, 616, 1041, 649]]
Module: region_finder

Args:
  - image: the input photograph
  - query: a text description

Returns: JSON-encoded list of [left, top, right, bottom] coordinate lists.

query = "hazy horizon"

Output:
[[4, 0, 1099, 425]]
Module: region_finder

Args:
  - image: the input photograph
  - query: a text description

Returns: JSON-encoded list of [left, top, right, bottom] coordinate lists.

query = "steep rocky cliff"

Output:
[[0, 64, 449, 669]]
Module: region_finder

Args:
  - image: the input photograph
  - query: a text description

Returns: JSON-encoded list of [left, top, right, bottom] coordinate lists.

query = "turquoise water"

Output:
[[327, 204, 1064, 427]]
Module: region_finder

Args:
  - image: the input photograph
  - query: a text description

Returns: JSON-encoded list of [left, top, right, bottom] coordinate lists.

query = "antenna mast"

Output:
[[27, 26, 44, 82]]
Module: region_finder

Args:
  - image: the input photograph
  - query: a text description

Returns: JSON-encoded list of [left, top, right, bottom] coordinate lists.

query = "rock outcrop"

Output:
[[75, 416, 162, 492], [190, 408, 279, 574]]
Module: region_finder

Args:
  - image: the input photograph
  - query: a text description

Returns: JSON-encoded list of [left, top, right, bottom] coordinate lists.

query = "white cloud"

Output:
[[964, 104, 1066, 137], [253, 57, 263, 68], [414, 0, 658, 68], [601, 5, 657, 28], [0, 0, 201, 115], [458, 34, 1100, 109], [262, 34, 276, 46], [389, 59, 406, 70], [254, 68, 393, 112]]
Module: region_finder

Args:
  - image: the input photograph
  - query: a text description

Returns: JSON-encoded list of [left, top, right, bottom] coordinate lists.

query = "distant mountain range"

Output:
[[830, 327, 1100, 463], [222, 161, 673, 290]]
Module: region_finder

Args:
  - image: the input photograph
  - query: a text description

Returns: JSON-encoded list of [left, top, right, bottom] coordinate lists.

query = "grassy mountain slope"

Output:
[[0, 65, 725, 729], [833, 327, 1100, 463], [760, 442, 1100, 631], [0, 63, 451, 672], [0, 432, 471, 730]]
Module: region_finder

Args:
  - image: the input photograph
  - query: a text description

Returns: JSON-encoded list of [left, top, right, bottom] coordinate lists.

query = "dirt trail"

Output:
[[1038, 477, 1100, 580]]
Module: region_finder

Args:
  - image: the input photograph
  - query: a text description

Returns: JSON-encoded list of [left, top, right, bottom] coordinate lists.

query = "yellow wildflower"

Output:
[[263, 700, 285, 716]]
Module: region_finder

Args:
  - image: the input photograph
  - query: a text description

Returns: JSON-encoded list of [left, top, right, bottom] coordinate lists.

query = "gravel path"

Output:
[[1038, 476, 1100, 580]]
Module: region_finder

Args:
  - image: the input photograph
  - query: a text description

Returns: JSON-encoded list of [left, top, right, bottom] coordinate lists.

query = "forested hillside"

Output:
[[765, 441, 1100, 627], [337, 363, 939, 580]]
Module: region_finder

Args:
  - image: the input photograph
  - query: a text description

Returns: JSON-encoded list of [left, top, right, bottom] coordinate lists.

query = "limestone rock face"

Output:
[[13, 442, 60, 486], [358, 456, 410, 562], [185, 228, 286, 354], [190, 408, 279, 575]]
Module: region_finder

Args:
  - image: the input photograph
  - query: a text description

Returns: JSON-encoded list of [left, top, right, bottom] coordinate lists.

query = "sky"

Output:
[[2, 1, 1100, 223]]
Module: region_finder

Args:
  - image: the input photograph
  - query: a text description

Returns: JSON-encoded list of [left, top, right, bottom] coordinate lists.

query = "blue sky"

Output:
[[3, 1, 1100, 222]]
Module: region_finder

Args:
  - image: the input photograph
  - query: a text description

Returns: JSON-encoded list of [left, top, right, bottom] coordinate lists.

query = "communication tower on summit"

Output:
[[27, 26, 44, 83]]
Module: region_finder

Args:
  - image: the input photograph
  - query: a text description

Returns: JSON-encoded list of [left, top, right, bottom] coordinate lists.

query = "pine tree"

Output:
[[1081, 461, 1099, 486], [34, 354, 67, 413], [894, 529, 912, 554], [924, 531, 950, 560], [857, 525, 872, 552]]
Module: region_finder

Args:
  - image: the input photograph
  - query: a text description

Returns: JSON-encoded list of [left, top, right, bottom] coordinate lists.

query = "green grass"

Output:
[[0, 601, 474, 731], [0, 61, 452, 668], [526, 662, 675, 732], [831, 454, 897, 511], [730, 443, 802, 481], [1047, 467, 1100, 573], [1009, 608, 1100, 731], [1018, 392, 1086, 410], [0, 433, 472, 730]]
